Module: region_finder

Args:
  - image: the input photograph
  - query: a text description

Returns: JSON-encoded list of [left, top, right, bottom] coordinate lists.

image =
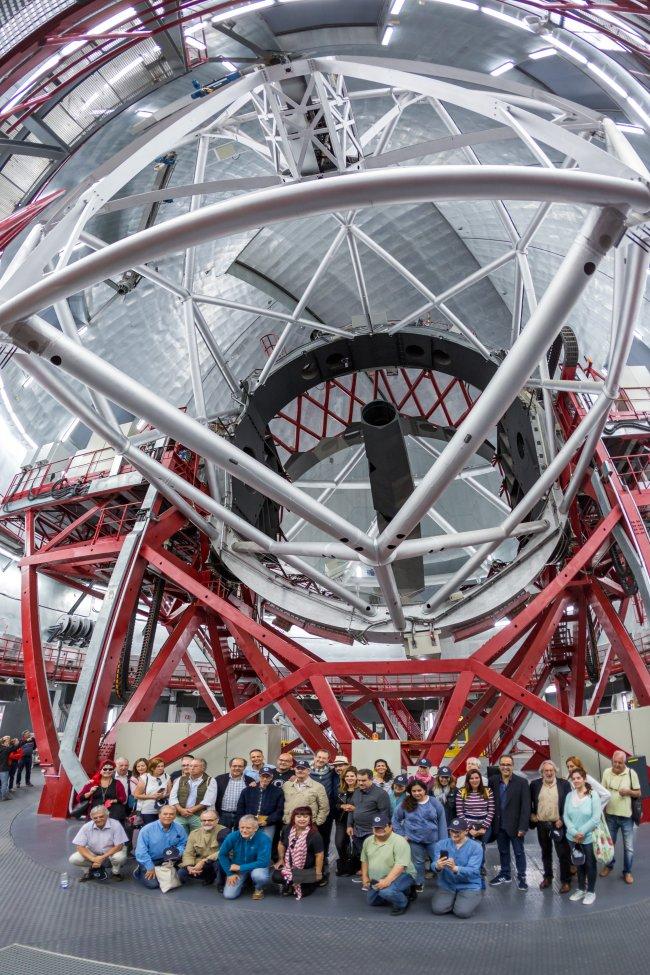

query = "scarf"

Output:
[[281, 826, 309, 900]]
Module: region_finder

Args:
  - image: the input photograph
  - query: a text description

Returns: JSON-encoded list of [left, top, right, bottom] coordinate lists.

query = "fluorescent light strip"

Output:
[[222, 60, 237, 71], [617, 123, 643, 135], [391, 0, 406, 13], [490, 60, 515, 76], [429, 0, 478, 9], [586, 62, 628, 100], [627, 97, 650, 129], [529, 48, 556, 60], [184, 20, 208, 35], [212, 0, 274, 23], [548, 37, 587, 64], [185, 36, 207, 51], [482, 8, 531, 32], [2, 54, 61, 111], [381, 25, 394, 46]]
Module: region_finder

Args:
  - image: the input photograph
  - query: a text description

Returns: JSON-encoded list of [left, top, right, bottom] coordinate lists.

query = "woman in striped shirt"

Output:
[[456, 770, 495, 885]]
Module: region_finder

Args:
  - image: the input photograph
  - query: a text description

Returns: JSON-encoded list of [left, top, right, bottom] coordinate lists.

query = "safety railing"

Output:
[[608, 451, 650, 492]]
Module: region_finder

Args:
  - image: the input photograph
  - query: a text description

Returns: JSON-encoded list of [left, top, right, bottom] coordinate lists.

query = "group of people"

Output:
[[0, 731, 36, 800], [68, 746, 642, 917]]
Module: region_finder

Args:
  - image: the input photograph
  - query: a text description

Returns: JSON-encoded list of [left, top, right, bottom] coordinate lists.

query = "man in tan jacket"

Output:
[[178, 809, 222, 886], [282, 760, 330, 825]]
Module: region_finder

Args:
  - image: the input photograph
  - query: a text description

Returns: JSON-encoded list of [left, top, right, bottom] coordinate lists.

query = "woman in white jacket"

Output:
[[566, 756, 610, 811]]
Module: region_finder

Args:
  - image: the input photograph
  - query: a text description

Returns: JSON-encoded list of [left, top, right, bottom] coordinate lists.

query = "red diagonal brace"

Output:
[[310, 674, 354, 756], [589, 580, 650, 706], [587, 645, 614, 715], [424, 671, 474, 766], [474, 509, 621, 666], [182, 651, 223, 719], [103, 604, 199, 743], [471, 659, 625, 759]]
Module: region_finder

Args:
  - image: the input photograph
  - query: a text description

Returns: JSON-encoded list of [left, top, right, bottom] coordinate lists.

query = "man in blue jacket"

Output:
[[218, 814, 271, 900], [134, 805, 187, 889], [310, 748, 339, 880], [236, 765, 284, 840], [431, 817, 483, 918]]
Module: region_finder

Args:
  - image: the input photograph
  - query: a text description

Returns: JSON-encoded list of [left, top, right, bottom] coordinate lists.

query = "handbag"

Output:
[[592, 816, 614, 864], [629, 771, 643, 826], [70, 799, 89, 819], [290, 867, 318, 884], [154, 862, 181, 893]]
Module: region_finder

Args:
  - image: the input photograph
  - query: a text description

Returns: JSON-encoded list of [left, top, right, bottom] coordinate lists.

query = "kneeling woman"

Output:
[[274, 806, 325, 899]]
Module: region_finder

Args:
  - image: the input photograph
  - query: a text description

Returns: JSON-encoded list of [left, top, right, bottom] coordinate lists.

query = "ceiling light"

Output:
[[529, 48, 556, 60], [490, 61, 515, 77], [59, 418, 78, 441], [212, 0, 274, 23], [381, 25, 394, 46], [586, 62, 628, 99], [482, 9, 531, 31], [111, 56, 144, 84], [136, 109, 153, 117], [547, 37, 587, 64], [390, 0, 406, 13], [222, 61, 237, 72], [185, 36, 207, 51], [88, 7, 138, 35], [61, 41, 84, 56], [20, 376, 34, 390], [77, 325, 88, 338], [428, 0, 478, 9], [184, 20, 208, 35], [617, 123, 643, 135], [1, 54, 61, 111]]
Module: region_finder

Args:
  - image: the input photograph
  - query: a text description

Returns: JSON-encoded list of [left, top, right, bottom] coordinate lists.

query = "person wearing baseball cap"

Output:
[[282, 759, 330, 830], [432, 766, 459, 824], [390, 774, 409, 813], [430, 816, 483, 918], [235, 765, 284, 841], [359, 812, 417, 915], [408, 757, 436, 793]]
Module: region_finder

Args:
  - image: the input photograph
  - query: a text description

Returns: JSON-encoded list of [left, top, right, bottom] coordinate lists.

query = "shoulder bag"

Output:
[[629, 770, 643, 826], [154, 862, 181, 893], [592, 807, 614, 865]]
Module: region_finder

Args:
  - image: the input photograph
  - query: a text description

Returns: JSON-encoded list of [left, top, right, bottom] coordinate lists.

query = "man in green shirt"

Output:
[[601, 751, 641, 885], [360, 813, 416, 915]]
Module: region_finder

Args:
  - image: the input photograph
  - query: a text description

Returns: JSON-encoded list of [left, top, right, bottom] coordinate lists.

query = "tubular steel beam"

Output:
[[423, 671, 474, 766]]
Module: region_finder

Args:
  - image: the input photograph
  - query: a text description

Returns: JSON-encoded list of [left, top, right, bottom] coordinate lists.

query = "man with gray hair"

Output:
[[601, 750, 641, 885], [169, 756, 217, 833], [70, 805, 128, 881], [217, 814, 271, 900], [456, 757, 488, 789], [530, 760, 572, 893]]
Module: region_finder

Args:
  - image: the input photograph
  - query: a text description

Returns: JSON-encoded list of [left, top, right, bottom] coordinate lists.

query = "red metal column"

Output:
[[20, 511, 60, 781], [310, 674, 355, 757], [181, 651, 223, 719], [569, 592, 587, 716], [204, 613, 241, 710], [589, 580, 650, 706], [587, 646, 614, 715]]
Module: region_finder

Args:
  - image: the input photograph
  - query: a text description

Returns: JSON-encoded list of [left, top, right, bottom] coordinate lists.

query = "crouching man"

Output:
[[361, 813, 417, 916], [431, 816, 483, 919], [70, 805, 128, 882], [178, 809, 221, 886]]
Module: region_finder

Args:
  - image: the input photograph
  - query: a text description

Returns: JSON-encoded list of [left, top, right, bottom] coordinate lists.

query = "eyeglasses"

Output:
[[102, 766, 114, 772]]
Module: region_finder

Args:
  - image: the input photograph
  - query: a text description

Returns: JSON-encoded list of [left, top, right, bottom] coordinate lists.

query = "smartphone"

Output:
[[439, 852, 448, 861]]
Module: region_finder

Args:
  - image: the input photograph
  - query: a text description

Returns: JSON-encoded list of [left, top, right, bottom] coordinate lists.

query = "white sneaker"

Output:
[[583, 892, 596, 906], [569, 889, 585, 901]]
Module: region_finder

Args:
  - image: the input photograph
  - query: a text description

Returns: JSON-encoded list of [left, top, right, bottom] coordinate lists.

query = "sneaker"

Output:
[[415, 883, 424, 893], [489, 875, 511, 886], [351, 877, 365, 884], [583, 892, 596, 905], [569, 889, 585, 901], [517, 878, 528, 891], [252, 889, 264, 900]]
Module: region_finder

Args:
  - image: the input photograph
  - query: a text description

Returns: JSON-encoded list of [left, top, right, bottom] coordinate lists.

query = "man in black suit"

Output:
[[215, 757, 255, 830], [488, 754, 531, 891], [530, 760, 572, 893]]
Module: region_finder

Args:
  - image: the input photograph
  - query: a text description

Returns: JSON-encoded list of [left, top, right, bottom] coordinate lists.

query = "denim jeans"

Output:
[[605, 814, 635, 873], [575, 843, 598, 893], [222, 867, 269, 899], [178, 861, 217, 885], [0, 771, 8, 800], [366, 873, 414, 910], [16, 755, 32, 786], [133, 862, 164, 889], [409, 841, 438, 886], [496, 829, 527, 880]]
